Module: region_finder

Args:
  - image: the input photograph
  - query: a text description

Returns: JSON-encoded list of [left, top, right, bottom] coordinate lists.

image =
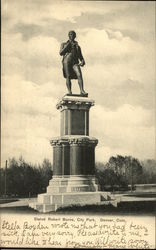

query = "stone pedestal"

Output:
[[58, 95, 92, 136], [51, 135, 97, 177], [29, 95, 112, 212]]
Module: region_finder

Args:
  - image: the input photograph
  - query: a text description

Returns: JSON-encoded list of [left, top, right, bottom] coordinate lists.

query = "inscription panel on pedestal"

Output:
[[71, 110, 85, 135]]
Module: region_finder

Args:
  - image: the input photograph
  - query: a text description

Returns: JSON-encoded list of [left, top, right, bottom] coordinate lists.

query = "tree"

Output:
[[107, 155, 143, 186], [0, 168, 5, 196], [0, 157, 53, 197], [140, 159, 156, 184], [95, 168, 123, 191], [38, 159, 53, 192], [95, 162, 107, 171], [95, 155, 143, 191]]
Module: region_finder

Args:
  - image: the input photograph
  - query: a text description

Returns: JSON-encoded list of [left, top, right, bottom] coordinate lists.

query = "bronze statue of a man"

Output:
[[60, 30, 88, 96]]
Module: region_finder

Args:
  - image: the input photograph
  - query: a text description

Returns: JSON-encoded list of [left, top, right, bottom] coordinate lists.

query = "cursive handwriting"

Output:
[[0, 216, 154, 248]]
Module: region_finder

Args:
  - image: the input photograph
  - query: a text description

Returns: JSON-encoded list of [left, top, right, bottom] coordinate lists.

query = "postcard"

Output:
[[1, 0, 155, 248]]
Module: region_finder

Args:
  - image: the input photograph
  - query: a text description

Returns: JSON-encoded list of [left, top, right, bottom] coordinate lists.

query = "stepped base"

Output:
[[29, 191, 115, 213]]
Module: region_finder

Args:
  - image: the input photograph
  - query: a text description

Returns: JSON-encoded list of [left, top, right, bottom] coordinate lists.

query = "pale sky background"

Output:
[[1, 0, 156, 166]]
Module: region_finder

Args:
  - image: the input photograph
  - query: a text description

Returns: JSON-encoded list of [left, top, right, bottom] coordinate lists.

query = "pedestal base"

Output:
[[29, 175, 116, 213], [47, 175, 98, 193]]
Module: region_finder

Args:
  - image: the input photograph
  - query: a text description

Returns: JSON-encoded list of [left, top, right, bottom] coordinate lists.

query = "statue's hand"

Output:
[[66, 40, 72, 49], [79, 60, 85, 67]]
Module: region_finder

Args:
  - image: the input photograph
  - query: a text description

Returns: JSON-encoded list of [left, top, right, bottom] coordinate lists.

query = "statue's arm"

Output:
[[59, 42, 70, 56], [78, 46, 85, 66]]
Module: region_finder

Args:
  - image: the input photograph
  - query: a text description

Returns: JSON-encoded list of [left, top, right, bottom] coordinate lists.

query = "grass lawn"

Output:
[[0, 200, 155, 215], [0, 192, 155, 215]]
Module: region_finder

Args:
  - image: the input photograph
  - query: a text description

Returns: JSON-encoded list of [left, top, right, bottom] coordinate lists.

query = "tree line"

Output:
[[0, 157, 53, 197], [95, 155, 156, 191], [0, 155, 155, 197]]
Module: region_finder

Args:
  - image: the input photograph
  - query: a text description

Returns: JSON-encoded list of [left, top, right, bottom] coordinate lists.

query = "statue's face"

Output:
[[68, 32, 76, 41]]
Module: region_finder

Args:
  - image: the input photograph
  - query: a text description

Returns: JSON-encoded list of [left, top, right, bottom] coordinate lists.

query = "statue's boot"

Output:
[[78, 80, 88, 96], [80, 89, 88, 96]]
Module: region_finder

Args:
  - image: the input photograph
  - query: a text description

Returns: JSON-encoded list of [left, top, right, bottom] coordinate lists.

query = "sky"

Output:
[[1, 0, 155, 166]]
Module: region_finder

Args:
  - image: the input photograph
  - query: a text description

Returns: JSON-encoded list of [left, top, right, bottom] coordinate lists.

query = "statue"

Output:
[[60, 30, 88, 96]]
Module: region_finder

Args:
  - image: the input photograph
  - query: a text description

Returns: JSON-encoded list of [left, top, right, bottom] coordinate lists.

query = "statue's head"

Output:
[[68, 30, 76, 41]]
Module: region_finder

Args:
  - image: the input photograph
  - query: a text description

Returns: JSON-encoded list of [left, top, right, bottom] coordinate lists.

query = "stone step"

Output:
[[37, 192, 102, 205], [101, 193, 109, 201], [36, 191, 112, 205]]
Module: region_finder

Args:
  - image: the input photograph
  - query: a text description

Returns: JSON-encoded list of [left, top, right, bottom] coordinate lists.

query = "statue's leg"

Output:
[[63, 59, 72, 94], [66, 77, 72, 94], [73, 65, 87, 95]]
